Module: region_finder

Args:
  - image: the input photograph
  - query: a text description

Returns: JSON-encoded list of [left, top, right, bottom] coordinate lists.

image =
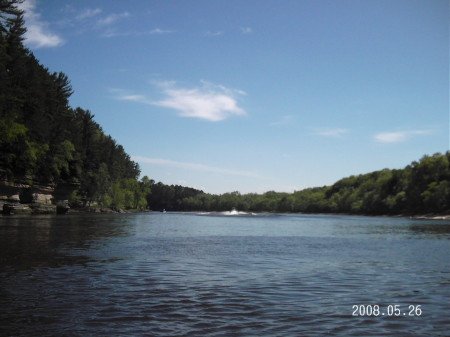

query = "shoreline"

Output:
[[0, 202, 149, 216], [408, 214, 450, 220], [1, 205, 449, 221]]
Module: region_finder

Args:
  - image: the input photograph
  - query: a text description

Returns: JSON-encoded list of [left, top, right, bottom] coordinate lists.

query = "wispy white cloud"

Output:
[[101, 27, 174, 38], [114, 81, 246, 122], [153, 81, 246, 121], [132, 156, 265, 178], [241, 27, 253, 34], [312, 128, 349, 137], [119, 94, 151, 103], [101, 30, 125, 38], [374, 130, 432, 143], [148, 28, 174, 35], [205, 31, 223, 37], [61, 4, 76, 14], [271, 115, 295, 126], [109, 89, 152, 104], [62, 7, 170, 39], [18, 0, 64, 48], [96, 11, 130, 26], [75, 8, 102, 21]]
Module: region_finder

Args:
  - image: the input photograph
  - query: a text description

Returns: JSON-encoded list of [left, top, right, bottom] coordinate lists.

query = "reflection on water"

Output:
[[409, 222, 450, 236], [0, 213, 449, 336], [0, 214, 131, 270]]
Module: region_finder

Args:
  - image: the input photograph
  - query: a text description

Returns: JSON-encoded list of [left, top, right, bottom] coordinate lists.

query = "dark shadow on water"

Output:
[[408, 222, 450, 236], [0, 214, 132, 270]]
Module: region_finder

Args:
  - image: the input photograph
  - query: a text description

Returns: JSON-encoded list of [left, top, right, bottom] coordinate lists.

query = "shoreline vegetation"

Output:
[[2, 150, 450, 218], [1, 203, 449, 221], [1, 1, 449, 219]]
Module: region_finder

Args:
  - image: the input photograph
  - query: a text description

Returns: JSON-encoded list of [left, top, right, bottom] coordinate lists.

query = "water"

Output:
[[0, 213, 449, 336]]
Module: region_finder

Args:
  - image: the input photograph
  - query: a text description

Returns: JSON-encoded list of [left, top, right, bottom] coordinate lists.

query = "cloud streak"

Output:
[[96, 11, 130, 26], [75, 8, 102, 21], [271, 115, 295, 126], [148, 28, 174, 35], [205, 31, 223, 37], [114, 81, 246, 122], [312, 128, 349, 137], [374, 130, 432, 143], [132, 156, 265, 178], [241, 27, 253, 34], [101, 28, 174, 38], [18, 0, 64, 48], [61, 6, 150, 39]]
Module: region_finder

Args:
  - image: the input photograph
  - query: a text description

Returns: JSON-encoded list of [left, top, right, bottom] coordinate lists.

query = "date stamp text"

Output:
[[352, 304, 422, 317]]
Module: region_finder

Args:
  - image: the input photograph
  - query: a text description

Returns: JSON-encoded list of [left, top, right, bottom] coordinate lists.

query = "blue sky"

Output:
[[20, 0, 449, 194]]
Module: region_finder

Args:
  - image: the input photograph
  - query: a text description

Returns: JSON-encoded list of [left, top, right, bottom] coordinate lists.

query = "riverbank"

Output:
[[409, 213, 450, 220], [1, 203, 448, 220], [1, 201, 149, 215], [69, 207, 151, 214]]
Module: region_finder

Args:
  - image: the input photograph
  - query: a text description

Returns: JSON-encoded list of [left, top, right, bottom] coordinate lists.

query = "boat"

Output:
[[230, 207, 239, 215]]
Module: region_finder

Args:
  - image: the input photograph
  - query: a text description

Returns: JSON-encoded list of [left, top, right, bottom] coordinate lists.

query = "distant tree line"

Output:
[[150, 152, 450, 215], [0, 0, 148, 209]]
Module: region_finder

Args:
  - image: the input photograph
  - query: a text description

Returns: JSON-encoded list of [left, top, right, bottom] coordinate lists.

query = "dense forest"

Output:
[[146, 152, 450, 215], [0, 0, 149, 209], [1, 1, 448, 215]]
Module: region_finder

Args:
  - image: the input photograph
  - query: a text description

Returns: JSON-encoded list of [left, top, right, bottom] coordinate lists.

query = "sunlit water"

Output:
[[0, 212, 449, 336]]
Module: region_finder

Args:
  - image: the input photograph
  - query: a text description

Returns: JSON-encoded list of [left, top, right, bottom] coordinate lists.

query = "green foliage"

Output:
[[0, 1, 141, 207], [147, 152, 449, 215], [0, 117, 26, 143], [101, 176, 152, 210], [146, 182, 202, 211]]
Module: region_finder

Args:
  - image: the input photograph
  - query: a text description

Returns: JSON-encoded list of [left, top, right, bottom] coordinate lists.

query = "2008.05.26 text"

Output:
[[352, 305, 422, 317]]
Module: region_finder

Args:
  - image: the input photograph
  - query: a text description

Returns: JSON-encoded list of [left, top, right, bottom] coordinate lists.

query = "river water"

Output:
[[0, 212, 449, 336]]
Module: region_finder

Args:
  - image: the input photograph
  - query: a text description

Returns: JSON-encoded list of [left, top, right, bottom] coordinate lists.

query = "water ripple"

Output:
[[1, 213, 449, 336]]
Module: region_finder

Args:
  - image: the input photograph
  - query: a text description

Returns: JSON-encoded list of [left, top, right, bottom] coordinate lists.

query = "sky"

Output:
[[18, 0, 449, 194]]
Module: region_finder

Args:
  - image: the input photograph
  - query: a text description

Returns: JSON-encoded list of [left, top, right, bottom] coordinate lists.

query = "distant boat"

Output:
[[197, 208, 256, 216], [230, 207, 239, 215]]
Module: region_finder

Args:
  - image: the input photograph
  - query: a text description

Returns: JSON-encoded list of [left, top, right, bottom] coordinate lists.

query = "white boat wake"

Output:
[[198, 208, 257, 216]]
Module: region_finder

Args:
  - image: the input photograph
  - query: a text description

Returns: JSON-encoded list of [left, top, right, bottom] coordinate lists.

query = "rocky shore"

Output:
[[2, 202, 130, 215], [0, 179, 132, 215], [0, 179, 71, 215]]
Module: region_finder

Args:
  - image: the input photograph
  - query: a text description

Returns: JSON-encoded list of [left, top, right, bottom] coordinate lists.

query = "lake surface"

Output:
[[0, 212, 449, 336]]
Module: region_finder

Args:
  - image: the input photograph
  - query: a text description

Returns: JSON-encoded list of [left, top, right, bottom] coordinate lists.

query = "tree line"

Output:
[[151, 152, 450, 215]]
